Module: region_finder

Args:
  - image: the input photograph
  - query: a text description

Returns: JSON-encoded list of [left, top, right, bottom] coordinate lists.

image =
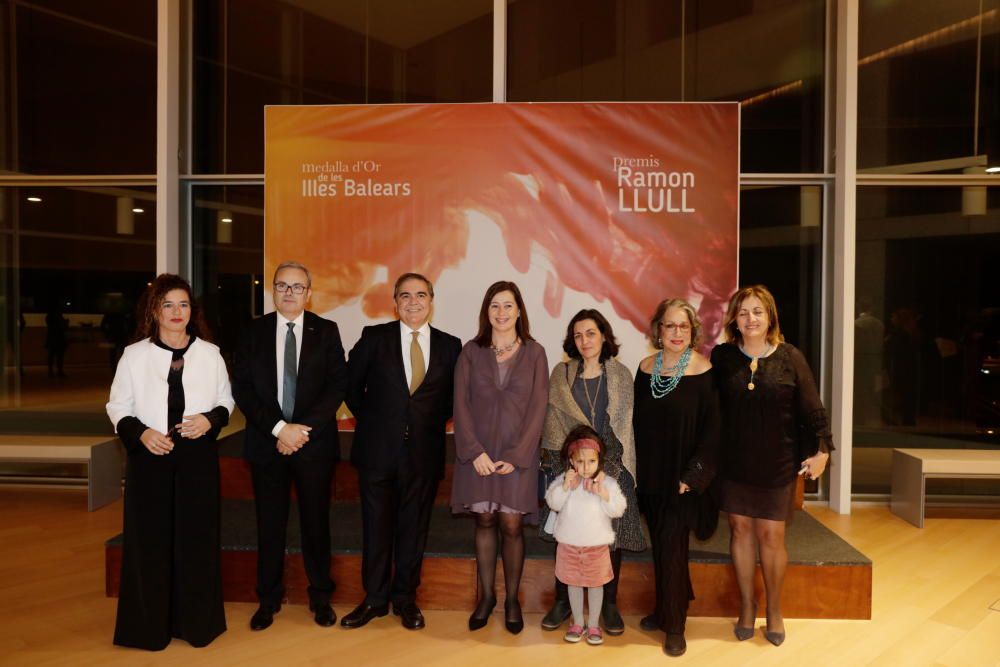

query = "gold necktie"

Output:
[[409, 331, 425, 395]]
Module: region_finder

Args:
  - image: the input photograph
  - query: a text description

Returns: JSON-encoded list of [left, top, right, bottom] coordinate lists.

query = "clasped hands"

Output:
[[140, 414, 212, 455], [276, 423, 312, 455], [472, 452, 514, 476], [563, 469, 610, 501]]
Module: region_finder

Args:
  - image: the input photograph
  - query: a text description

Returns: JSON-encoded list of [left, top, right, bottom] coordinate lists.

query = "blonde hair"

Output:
[[648, 298, 702, 349], [723, 285, 783, 345]]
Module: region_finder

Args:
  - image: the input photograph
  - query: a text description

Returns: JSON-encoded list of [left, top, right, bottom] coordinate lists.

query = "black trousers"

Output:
[[641, 495, 693, 634], [251, 454, 335, 608], [358, 453, 439, 606], [114, 436, 225, 650]]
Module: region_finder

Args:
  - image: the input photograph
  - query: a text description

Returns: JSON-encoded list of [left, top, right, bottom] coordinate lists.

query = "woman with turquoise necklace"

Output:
[[633, 298, 719, 657]]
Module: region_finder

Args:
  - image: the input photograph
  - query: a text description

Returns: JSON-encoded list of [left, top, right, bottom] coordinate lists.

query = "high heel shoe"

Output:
[[733, 602, 757, 641], [504, 599, 524, 635], [468, 596, 496, 631], [764, 625, 785, 646]]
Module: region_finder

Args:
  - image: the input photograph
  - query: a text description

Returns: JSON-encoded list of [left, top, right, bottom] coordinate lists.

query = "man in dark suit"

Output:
[[232, 261, 347, 631], [341, 273, 462, 630]]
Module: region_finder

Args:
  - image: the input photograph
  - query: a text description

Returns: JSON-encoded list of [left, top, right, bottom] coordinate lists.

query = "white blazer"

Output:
[[107, 338, 235, 435]]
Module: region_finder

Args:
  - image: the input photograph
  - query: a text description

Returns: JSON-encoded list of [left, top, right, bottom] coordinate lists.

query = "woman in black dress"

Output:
[[711, 285, 832, 646], [106, 274, 234, 650], [634, 298, 719, 657]]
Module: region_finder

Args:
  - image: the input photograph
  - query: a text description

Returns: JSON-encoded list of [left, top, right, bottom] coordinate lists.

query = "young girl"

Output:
[[545, 425, 627, 645]]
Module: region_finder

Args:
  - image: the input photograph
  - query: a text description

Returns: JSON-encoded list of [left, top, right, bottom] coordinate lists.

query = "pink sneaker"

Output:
[[564, 624, 584, 643], [586, 626, 604, 645]]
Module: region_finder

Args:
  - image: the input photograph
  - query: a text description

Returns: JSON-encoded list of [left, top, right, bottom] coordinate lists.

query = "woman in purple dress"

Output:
[[452, 281, 549, 634]]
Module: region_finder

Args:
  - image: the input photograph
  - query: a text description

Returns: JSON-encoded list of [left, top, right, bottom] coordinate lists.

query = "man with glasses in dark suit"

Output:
[[233, 261, 347, 631], [341, 273, 462, 630]]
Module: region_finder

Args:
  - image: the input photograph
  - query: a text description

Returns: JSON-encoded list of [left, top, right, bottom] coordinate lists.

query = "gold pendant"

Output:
[[748, 382, 755, 391]]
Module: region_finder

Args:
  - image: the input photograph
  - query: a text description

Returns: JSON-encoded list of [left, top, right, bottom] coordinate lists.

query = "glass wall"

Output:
[[0, 186, 156, 433], [191, 0, 493, 173], [507, 0, 826, 173], [852, 186, 1000, 494]]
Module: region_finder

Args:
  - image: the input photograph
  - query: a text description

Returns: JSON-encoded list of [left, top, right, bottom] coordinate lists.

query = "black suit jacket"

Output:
[[346, 321, 462, 481], [233, 311, 347, 465]]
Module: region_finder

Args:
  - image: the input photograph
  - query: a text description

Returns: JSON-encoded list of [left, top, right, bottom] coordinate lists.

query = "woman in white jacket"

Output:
[[106, 274, 234, 651], [545, 425, 626, 646]]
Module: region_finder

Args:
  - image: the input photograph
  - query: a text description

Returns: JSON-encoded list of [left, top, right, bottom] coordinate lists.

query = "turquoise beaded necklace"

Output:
[[649, 347, 692, 398]]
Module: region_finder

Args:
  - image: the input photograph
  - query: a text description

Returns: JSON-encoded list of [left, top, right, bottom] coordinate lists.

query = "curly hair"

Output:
[[132, 274, 211, 343], [647, 298, 702, 350]]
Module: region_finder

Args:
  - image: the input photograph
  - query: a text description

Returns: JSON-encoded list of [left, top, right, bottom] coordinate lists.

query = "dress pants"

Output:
[[114, 435, 225, 650], [251, 454, 335, 608], [359, 451, 439, 606], [640, 494, 694, 634]]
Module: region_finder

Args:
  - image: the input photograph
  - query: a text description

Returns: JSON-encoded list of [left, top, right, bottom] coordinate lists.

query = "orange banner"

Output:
[[265, 102, 739, 369]]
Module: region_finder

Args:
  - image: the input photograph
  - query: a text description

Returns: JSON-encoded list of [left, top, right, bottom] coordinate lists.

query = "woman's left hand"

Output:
[[176, 414, 211, 439], [800, 450, 830, 480], [494, 460, 514, 475], [678, 481, 691, 494]]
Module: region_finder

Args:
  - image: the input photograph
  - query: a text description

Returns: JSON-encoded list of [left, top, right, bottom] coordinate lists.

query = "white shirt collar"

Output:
[[277, 311, 305, 329], [399, 319, 430, 337]]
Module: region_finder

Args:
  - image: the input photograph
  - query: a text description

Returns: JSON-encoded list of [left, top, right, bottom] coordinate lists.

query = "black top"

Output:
[[116, 336, 229, 452], [633, 369, 719, 517], [711, 342, 833, 488]]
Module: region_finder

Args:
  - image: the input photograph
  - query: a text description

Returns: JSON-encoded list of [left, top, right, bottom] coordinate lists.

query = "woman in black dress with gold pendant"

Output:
[[711, 285, 832, 646], [633, 298, 719, 657]]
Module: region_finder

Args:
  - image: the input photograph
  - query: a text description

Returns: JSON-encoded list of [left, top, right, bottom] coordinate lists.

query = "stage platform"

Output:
[[105, 431, 872, 619]]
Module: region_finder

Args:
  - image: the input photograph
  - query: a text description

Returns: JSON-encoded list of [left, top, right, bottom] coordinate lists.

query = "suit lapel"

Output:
[[390, 322, 408, 390], [263, 313, 279, 400]]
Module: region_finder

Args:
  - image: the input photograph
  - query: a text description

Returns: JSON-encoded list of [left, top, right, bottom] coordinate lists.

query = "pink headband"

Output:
[[567, 438, 601, 457]]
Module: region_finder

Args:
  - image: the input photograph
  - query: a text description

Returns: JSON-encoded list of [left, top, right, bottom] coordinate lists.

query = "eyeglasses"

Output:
[[274, 282, 308, 294], [659, 322, 691, 333]]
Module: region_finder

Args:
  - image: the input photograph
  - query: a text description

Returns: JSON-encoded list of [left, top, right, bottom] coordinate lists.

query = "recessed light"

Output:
[[132, 208, 144, 213], [986, 166, 1000, 174], [27, 196, 42, 202], [221, 217, 233, 223]]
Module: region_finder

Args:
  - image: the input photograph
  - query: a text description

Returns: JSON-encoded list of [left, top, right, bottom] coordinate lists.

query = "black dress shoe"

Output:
[[468, 596, 496, 631], [341, 602, 389, 628], [250, 603, 280, 631], [541, 598, 572, 630], [601, 602, 625, 636], [504, 599, 524, 635], [639, 613, 662, 632], [310, 601, 337, 627], [393, 601, 425, 630], [664, 633, 687, 657]]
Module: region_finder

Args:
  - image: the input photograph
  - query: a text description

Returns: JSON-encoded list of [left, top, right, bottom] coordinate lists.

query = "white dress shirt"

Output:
[[272, 311, 305, 436], [400, 320, 431, 387]]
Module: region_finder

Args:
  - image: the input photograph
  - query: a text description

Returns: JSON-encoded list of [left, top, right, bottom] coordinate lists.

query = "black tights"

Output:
[[729, 513, 787, 632], [473, 512, 525, 621]]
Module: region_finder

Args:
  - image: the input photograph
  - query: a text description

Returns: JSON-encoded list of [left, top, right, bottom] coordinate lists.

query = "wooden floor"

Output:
[[1, 490, 998, 667]]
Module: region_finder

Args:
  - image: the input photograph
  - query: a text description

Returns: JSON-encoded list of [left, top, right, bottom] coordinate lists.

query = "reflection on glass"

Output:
[[507, 0, 825, 173], [192, 0, 493, 173], [190, 185, 264, 362], [0, 187, 156, 429], [858, 1, 1000, 172], [853, 187, 1000, 496], [2, 1, 156, 174]]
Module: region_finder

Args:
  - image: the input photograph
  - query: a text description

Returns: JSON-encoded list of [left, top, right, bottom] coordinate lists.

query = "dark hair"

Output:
[[559, 424, 605, 476], [722, 284, 783, 345], [132, 274, 210, 343], [562, 309, 620, 362], [393, 272, 434, 299], [647, 298, 703, 350], [472, 280, 533, 347]]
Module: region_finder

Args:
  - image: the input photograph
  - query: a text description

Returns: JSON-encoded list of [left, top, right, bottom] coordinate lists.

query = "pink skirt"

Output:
[[555, 543, 613, 588]]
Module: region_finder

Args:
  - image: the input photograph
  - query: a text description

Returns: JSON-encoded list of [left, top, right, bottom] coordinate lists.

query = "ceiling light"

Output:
[[986, 166, 1000, 174], [27, 196, 42, 202], [221, 216, 233, 223], [132, 208, 144, 213]]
